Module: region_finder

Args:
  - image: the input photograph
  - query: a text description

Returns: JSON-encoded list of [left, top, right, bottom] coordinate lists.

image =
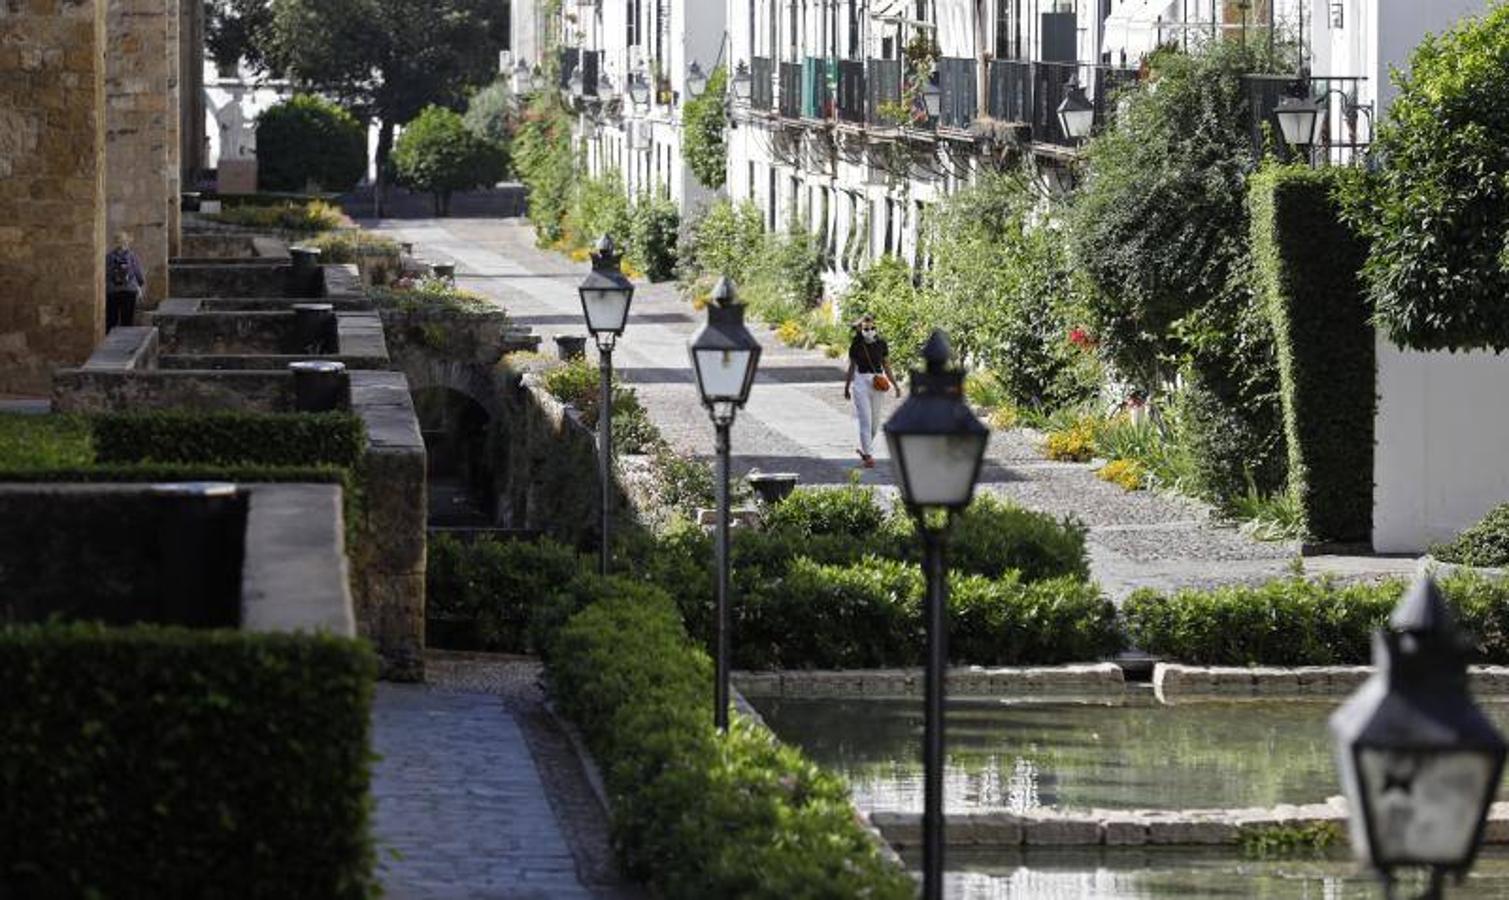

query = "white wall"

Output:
[[1373, 335, 1509, 553]]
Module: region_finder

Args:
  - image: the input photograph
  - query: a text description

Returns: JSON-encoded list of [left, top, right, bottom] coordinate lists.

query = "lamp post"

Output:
[[732, 60, 753, 104], [1332, 574, 1507, 900], [883, 330, 989, 900], [686, 60, 708, 100], [577, 235, 636, 576], [1057, 80, 1095, 142], [689, 277, 762, 732], [1274, 93, 1323, 150]]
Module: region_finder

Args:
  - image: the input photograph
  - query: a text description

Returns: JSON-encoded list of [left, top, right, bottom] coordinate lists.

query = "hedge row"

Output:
[[0, 624, 377, 897], [539, 580, 913, 899], [1124, 571, 1509, 666], [426, 533, 583, 652], [91, 411, 367, 469], [1249, 167, 1374, 543]]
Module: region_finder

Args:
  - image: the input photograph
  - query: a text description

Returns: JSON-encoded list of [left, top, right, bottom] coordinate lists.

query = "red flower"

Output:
[[1068, 327, 1094, 348]]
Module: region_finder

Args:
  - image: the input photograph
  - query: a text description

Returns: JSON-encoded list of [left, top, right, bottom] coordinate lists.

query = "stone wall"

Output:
[[0, 0, 107, 394], [163, 0, 180, 255], [105, 0, 173, 308]]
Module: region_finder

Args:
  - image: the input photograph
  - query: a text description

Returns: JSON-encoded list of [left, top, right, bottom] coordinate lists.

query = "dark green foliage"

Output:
[[540, 359, 659, 454], [676, 200, 765, 288], [627, 193, 681, 282], [1124, 572, 1509, 665], [1434, 505, 1509, 569], [530, 573, 672, 663], [255, 95, 367, 193], [1180, 375, 1286, 506], [1346, 5, 1509, 351], [681, 65, 728, 189], [760, 483, 889, 539], [513, 93, 576, 245], [540, 587, 914, 899], [90, 411, 366, 469], [0, 413, 93, 469], [949, 573, 1124, 665], [392, 105, 509, 216], [0, 623, 377, 898], [897, 493, 1090, 582], [425, 533, 584, 652], [463, 78, 515, 145], [1250, 166, 1374, 542]]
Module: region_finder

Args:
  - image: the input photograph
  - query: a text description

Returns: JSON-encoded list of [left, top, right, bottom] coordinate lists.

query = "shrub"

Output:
[[0, 623, 376, 897], [565, 171, 631, 250], [627, 193, 680, 282], [0, 413, 93, 469], [761, 483, 888, 539], [540, 359, 660, 452], [839, 256, 937, 374], [1044, 416, 1097, 462], [681, 65, 727, 189], [949, 573, 1124, 665], [462, 78, 515, 145], [1346, 4, 1509, 351], [207, 199, 348, 233], [513, 93, 575, 244], [1098, 458, 1147, 491], [1434, 505, 1509, 569], [90, 411, 366, 469], [891, 493, 1090, 582], [1124, 572, 1509, 665], [255, 94, 367, 193], [540, 587, 914, 898], [678, 199, 765, 288], [369, 275, 491, 313], [1250, 166, 1373, 542], [392, 105, 509, 216], [425, 533, 584, 651]]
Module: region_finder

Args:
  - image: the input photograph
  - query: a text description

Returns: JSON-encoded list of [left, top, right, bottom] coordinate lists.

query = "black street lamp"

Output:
[[577, 235, 636, 576], [1274, 93, 1323, 149], [1057, 80, 1095, 142], [883, 330, 989, 900], [732, 60, 753, 103], [1332, 574, 1507, 899], [922, 77, 942, 121], [689, 277, 762, 732]]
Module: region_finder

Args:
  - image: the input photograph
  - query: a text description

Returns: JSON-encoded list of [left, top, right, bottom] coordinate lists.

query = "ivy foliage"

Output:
[[681, 65, 728, 189], [255, 94, 367, 193], [1346, 4, 1509, 351], [513, 91, 576, 245], [392, 105, 508, 216], [1250, 166, 1374, 543]]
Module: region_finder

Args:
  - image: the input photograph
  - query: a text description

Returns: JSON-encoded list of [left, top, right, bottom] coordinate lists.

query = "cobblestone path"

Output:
[[372, 217, 1417, 600]]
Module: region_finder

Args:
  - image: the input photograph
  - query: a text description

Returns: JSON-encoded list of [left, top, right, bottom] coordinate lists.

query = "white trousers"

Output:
[[853, 380, 887, 457]]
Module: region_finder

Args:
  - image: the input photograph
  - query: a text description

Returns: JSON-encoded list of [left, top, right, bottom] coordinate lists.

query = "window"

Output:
[[768, 168, 777, 231], [748, 161, 756, 202], [628, 0, 641, 47]]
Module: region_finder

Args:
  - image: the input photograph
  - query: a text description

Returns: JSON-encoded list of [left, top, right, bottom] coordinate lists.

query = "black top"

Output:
[[849, 336, 889, 373]]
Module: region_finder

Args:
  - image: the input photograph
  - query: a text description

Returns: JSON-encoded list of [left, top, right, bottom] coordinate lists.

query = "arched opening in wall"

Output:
[[413, 386, 496, 527]]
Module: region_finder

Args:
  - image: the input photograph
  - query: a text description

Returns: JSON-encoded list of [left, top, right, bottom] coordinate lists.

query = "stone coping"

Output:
[[1421, 555, 1509, 580], [80, 326, 159, 371], [193, 295, 373, 313], [733, 664, 1125, 699], [53, 368, 323, 413], [1154, 663, 1509, 701]]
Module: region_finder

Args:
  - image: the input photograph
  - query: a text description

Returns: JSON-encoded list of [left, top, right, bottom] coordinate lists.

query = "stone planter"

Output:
[[554, 334, 588, 361], [747, 472, 799, 505], [1419, 555, 1509, 580]]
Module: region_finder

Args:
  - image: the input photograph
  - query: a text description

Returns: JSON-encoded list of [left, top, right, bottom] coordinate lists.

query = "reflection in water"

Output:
[[752, 696, 1509, 814]]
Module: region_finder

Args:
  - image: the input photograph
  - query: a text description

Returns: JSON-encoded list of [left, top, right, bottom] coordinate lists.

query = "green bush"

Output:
[[839, 256, 937, 374], [1346, 4, 1509, 351], [677, 199, 765, 288], [513, 93, 575, 245], [1124, 572, 1509, 665], [897, 493, 1090, 582], [426, 533, 584, 651], [369, 275, 491, 313], [1434, 505, 1509, 569], [462, 78, 515, 146], [1250, 166, 1374, 542], [761, 483, 889, 539], [206, 199, 347, 234], [392, 105, 509, 216], [255, 94, 367, 193], [627, 192, 680, 282], [541, 586, 913, 898], [90, 411, 366, 469], [949, 572, 1123, 665], [682, 66, 728, 189], [0, 413, 93, 469], [540, 359, 661, 454], [565, 171, 631, 250], [0, 623, 377, 897]]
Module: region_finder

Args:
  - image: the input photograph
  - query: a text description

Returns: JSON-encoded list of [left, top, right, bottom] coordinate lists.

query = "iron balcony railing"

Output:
[[751, 56, 774, 112], [802, 58, 832, 119], [778, 62, 803, 119], [867, 59, 902, 125], [1246, 74, 1371, 166], [937, 57, 978, 131], [837, 60, 866, 124], [986, 59, 1138, 147]]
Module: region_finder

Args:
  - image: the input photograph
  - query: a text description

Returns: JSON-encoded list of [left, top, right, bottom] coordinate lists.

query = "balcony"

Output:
[[986, 59, 1138, 148], [779, 62, 803, 119], [836, 60, 866, 124], [937, 57, 978, 131], [867, 59, 902, 126], [802, 58, 832, 120], [751, 57, 774, 112]]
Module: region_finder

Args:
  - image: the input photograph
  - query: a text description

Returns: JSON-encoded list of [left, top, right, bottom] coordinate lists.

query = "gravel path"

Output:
[[371, 217, 1418, 599]]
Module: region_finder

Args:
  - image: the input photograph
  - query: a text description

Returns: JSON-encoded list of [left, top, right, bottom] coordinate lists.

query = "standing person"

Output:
[[104, 231, 145, 332], [843, 314, 902, 468]]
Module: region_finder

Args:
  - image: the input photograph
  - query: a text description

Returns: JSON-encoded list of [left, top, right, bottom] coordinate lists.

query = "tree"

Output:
[[392, 106, 507, 215], [263, 0, 508, 213], [681, 65, 728, 189], [463, 79, 515, 145], [205, 0, 273, 71], [255, 94, 367, 192]]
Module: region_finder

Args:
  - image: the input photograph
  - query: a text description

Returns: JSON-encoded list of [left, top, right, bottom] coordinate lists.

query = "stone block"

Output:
[[1147, 818, 1238, 845], [1022, 815, 1101, 846], [869, 811, 921, 849], [1103, 817, 1149, 846]]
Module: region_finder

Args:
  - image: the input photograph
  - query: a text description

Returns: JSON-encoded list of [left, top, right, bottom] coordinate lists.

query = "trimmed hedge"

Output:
[[91, 411, 366, 468], [0, 413, 92, 469], [426, 533, 584, 652], [1250, 167, 1374, 542], [1124, 572, 1509, 666], [0, 624, 377, 897], [1434, 504, 1509, 569], [541, 584, 912, 899]]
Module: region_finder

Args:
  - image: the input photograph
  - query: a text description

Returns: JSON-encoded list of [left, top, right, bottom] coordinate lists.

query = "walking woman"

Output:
[[843, 314, 902, 468], [104, 231, 145, 332]]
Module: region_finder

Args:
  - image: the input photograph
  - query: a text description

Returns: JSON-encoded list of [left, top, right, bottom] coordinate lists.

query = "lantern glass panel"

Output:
[[581, 287, 632, 335], [733, 69, 753, 101], [694, 348, 755, 402], [1060, 106, 1094, 139], [1356, 747, 1496, 865], [888, 432, 986, 509], [1275, 101, 1319, 147]]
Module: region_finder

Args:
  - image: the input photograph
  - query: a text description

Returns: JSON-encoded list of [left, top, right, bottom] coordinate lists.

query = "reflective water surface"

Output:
[[751, 696, 1509, 813]]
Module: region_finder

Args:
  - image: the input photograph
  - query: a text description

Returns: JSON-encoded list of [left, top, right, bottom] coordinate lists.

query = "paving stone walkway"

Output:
[[372, 657, 636, 899], [370, 216, 1418, 600]]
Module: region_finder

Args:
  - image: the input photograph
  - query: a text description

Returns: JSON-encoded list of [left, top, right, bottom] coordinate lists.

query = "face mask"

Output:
[[860, 328, 877, 342]]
